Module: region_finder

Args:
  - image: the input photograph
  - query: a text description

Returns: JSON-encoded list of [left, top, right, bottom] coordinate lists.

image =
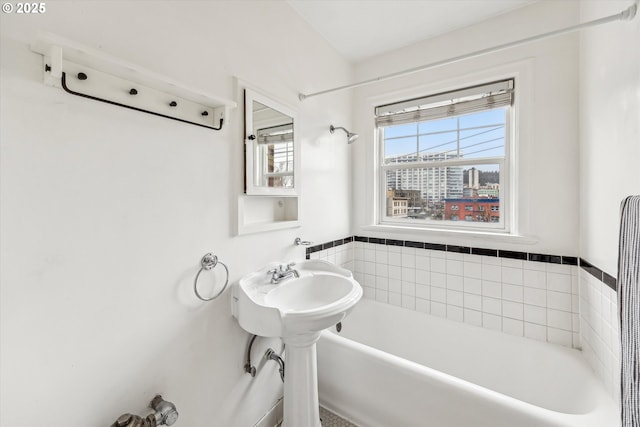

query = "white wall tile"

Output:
[[375, 249, 388, 265], [349, 239, 588, 353], [464, 293, 482, 311], [524, 322, 547, 341], [402, 281, 416, 296], [481, 255, 501, 266], [416, 269, 430, 285], [388, 279, 401, 294], [431, 257, 447, 273], [375, 290, 388, 303], [362, 286, 376, 299], [375, 263, 388, 278], [482, 296, 502, 315], [415, 298, 430, 313], [375, 276, 388, 291], [524, 287, 546, 307], [447, 305, 464, 322], [547, 290, 572, 312], [431, 286, 446, 303], [547, 327, 572, 347], [502, 266, 523, 285], [431, 272, 446, 288], [402, 267, 416, 283], [502, 283, 523, 302], [482, 264, 501, 282], [463, 277, 482, 295], [502, 301, 524, 320], [547, 272, 572, 293], [464, 261, 482, 279], [388, 252, 402, 266], [447, 290, 464, 307], [416, 284, 430, 300], [447, 259, 464, 275], [446, 251, 464, 261], [431, 301, 447, 318], [401, 295, 415, 310], [523, 269, 547, 289], [446, 274, 464, 291], [523, 260, 546, 272], [482, 280, 502, 299], [388, 292, 402, 307], [415, 254, 429, 270], [483, 313, 502, 331], [402, 253, 416, 268], [388, 265, 402, 280], [547, 308, 572, 331], [524, 304, 546, 325], [463, 309, 482, 327], [503, 318, 524, 337], [501, 258, 523, 269]]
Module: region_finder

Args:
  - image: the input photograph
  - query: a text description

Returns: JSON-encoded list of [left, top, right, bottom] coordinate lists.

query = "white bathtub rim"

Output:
[[320, 329, 617, 425]]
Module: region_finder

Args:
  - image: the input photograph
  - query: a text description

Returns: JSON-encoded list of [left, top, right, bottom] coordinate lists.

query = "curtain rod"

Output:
[[298, 2, 638, 101]]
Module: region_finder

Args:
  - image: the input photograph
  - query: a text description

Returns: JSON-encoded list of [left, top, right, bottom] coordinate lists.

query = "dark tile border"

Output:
[[305, 235, 616, 292], [580, 258, 617, 292]]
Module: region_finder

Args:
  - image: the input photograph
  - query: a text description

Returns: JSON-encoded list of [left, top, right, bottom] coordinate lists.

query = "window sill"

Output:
[[361, 224, 538, 245]]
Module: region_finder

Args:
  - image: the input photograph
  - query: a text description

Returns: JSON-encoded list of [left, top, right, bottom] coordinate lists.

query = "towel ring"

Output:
[[194, 253, 229, 302]]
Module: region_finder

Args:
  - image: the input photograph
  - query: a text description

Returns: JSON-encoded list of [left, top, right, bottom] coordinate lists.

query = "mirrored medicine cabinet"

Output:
[[244, 88, 298, 196], [238, 87, 300, 235]]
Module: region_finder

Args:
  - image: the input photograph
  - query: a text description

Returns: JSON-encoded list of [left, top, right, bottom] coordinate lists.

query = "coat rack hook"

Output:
[[59, 72, 225, 131]]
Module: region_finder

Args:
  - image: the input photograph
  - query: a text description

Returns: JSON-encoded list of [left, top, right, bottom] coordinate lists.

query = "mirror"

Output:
[[244, 89, 298, 196]]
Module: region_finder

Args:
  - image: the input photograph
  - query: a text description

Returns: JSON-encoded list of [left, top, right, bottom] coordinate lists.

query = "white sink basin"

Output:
[[232, 260, 363, 337]]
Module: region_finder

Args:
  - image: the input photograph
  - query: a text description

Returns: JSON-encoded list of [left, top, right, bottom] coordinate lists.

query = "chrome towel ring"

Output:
[[194, 253, 229, 302]]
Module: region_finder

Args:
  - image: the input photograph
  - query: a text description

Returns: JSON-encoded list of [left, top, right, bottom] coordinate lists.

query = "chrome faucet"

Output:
[[267, 262, 299, 284]]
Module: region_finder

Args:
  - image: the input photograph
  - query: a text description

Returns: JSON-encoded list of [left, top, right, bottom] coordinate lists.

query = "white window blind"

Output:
[[375, 79, 513, 127]]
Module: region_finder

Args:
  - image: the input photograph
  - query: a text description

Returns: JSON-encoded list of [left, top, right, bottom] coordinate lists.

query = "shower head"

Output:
[[330, 125, 359, 144]]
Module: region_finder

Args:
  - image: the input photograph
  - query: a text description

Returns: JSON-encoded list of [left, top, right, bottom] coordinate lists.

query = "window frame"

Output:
[[375, 80, 515, 234]]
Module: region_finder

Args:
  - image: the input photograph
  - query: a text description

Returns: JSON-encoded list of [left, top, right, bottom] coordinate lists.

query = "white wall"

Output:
[[351, 1, 580, 256], [0, 2, 352, 426], [578, 0, 639, 403], [579, 0, 640, 277]]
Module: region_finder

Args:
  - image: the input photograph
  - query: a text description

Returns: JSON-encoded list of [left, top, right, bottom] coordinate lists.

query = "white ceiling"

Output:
[[287, 0, 536, 63]]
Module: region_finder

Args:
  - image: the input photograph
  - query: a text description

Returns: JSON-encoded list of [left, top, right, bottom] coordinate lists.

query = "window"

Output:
[[376, 79, 513, 232]]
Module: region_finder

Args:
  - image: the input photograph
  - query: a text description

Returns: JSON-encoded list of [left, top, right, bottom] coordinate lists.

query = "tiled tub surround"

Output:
[[579, 265, 620, 402], [308, 238, 581, 349], [308, 237, 623, 403]]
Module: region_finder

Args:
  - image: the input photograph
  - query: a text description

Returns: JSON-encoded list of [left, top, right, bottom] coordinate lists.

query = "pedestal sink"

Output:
[[232, 260, 363, 427]]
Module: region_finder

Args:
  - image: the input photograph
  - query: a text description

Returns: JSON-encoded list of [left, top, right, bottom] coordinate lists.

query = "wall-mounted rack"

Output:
[[31, 32, 236, 130]]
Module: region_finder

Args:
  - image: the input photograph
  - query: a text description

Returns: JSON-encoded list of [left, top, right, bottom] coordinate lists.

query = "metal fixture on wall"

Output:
[[110, 395, 178, 427], [193, 253, 230, 302], [294, 237, 313, 246], [329, 125, 359, 144], [59, 72, 224, 130]]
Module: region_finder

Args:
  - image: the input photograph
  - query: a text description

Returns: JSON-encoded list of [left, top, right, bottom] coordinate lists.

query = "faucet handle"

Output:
[[285, 262, 296, 271], [267, 268, 279, 276]]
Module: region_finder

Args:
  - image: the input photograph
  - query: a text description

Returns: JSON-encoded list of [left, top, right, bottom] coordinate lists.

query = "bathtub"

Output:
[[317, 299, 618, 427]]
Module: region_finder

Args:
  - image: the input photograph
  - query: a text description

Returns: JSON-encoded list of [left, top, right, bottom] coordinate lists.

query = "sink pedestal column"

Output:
[[281, 332, 322, 427]]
